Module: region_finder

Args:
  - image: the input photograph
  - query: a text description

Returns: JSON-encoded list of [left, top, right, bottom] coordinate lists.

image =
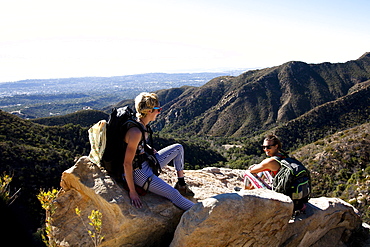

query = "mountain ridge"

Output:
[[148, 53, 370, 137]]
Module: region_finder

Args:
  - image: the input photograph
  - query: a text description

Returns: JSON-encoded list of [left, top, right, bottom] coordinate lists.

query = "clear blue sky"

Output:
[[0, 0, 369, 82]]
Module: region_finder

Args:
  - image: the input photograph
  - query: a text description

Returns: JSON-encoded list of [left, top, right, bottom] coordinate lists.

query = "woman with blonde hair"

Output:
[[124, 92, 194, 210]]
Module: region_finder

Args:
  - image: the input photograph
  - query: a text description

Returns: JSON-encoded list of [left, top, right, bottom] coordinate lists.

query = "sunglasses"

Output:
[[152, 107, 162, 112], [261, 145, 275, 150]]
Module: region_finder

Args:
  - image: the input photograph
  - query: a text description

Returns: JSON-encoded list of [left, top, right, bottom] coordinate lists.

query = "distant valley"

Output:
[[0, 71, 244, 118]]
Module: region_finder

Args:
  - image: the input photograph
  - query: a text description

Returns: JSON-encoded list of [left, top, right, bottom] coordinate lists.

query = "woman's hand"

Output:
[[248, 164, 256, 170], [129, 190, 142, 208]]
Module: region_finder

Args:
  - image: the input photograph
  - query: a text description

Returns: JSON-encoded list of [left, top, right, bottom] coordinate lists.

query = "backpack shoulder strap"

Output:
[[271, 153, 289, 165], [271, 155, 282, 163], [146, 124, 154, 146], [124, 119, 142, 131]]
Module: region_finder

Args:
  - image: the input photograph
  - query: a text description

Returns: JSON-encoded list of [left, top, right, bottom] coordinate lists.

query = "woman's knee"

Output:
[[170, 143, 183, 152]]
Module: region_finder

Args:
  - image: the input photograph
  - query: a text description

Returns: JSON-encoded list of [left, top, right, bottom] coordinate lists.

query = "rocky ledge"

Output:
[[50, 156, 369, 246]]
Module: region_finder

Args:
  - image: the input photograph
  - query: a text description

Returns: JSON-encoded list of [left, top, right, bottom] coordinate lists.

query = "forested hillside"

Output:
[[292, 122, 370, 223], [31, 109, 109, 127], [0, 110, 90, 241]]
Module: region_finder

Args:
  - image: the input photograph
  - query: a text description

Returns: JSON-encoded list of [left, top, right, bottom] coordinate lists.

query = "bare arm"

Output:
[[249, 157, 280, 174], [124, 127, 143, 208]]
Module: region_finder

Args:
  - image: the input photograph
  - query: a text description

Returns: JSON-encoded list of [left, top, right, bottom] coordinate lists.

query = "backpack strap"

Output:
[[146, 124, 154, 147], [125, 121, 161, 175], [271, 153, 287, 162]]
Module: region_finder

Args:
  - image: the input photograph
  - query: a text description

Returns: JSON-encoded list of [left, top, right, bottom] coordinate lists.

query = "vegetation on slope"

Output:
[[0, 110, 90, 241], [292, 122, 370, 223], [31, 109, 109, 127]]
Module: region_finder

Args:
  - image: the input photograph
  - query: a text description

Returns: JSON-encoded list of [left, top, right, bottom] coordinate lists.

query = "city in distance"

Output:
[[0, 71, 246, 118]]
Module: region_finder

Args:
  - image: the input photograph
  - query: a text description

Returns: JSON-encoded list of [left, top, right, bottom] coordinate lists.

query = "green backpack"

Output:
[[272, 156, 311, 210]]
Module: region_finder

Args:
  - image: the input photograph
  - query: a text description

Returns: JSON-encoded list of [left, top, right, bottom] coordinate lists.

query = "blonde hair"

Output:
[[135, 92, 159, 118]]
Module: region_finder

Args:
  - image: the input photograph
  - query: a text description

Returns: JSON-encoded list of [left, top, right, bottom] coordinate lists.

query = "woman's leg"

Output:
[[133, 163, 194, 210], [155, 143, 194, 196], [155, 143, 184, 172], [147, 175, 194, 210]]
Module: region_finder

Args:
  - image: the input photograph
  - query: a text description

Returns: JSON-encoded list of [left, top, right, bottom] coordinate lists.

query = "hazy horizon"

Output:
[[1, 0, 369, 82]]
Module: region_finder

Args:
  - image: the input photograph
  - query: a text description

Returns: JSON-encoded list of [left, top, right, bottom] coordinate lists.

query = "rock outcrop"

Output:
[[171, 189, 293, 247], [171, 193, 362, 247], [50, 156, 366, 246], [54, 156, 184, 247]]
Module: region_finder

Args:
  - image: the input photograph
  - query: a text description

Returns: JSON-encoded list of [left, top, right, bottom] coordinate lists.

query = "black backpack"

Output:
[[272, 156, 311, 211], [101, 106, 160, 181]]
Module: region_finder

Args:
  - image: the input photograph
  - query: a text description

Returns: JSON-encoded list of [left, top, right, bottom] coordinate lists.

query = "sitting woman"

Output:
[[243, 134, 310, 214], [124, 92, 194, 210], [244, 134, 287, 189]]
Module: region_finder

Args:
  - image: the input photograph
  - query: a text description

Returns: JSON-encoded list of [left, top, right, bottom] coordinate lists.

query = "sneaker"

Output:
[[174, 182, 195, 197]]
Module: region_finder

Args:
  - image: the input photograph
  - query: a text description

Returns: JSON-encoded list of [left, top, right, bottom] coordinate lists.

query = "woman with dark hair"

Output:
[[249, 135, 287, 174], [243, 134, 287, 189], [243, 134, 310, 213]]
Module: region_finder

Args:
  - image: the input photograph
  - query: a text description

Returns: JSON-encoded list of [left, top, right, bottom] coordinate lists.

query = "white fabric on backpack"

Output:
[[88, 120, 107, 165]]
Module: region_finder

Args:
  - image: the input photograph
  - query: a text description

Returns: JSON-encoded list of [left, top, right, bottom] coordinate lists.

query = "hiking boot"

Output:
[[174, 182, 195, 197], [291, 203, 307, 220]]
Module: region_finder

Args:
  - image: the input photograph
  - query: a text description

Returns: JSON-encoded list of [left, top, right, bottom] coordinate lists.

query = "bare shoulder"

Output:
[[260, 158, 280, 171], [262, 157, 281, 171], [250, 157, 280, 173], [125, 126, 142, 143], [127, 126, 142, 135]]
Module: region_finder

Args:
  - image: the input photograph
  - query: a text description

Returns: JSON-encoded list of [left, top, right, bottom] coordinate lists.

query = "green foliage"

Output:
[[274, 85, 370, 151], [292, 122, 370, 223]]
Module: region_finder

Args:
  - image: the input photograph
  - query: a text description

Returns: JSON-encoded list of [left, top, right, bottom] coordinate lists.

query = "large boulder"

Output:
[[170, 191, 363, 247], [170, 189, 293, 247], [281, 197, 363, 246], [52, 156, 184, 247]]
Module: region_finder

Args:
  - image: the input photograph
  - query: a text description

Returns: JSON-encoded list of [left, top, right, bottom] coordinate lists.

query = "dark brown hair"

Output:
[[264, 134, 288, 156]]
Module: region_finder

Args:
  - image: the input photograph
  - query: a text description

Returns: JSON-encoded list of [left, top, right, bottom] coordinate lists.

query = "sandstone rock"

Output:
[[53, 156, 184, 247], [159, 166, 245, 200], [170, 190, 363, 247], [170, 189, 293, 247], [282, 197, 362, 247], [50, 157, 365, 247]]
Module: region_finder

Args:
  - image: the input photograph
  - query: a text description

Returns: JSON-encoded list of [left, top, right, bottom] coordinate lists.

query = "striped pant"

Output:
[[132, 143, 194, 210]]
